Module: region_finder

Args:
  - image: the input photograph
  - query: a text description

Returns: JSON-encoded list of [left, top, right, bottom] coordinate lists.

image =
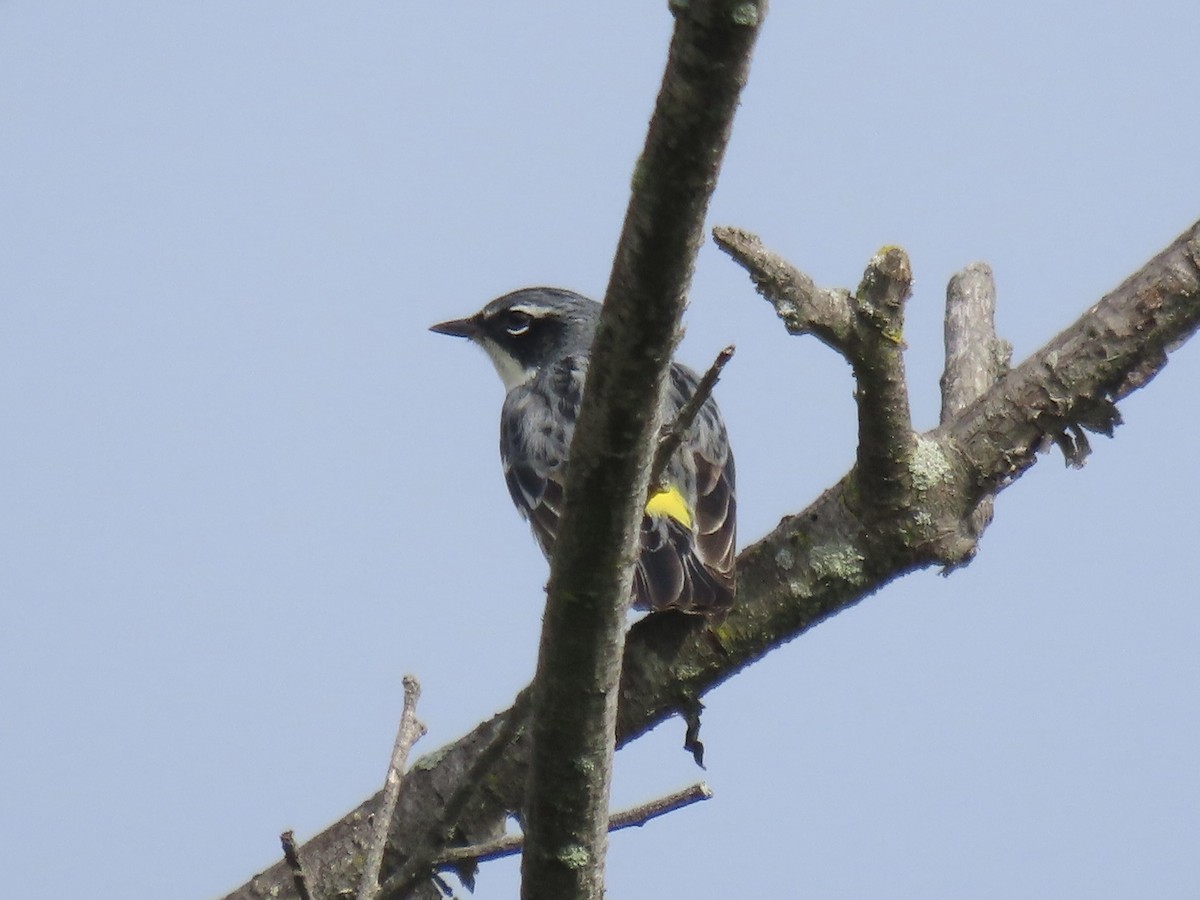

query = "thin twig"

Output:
[[358, 675, 427, 900], [281, 830, 315, 900], [712, 225, 856, 351], [378, 687, 533, 899], [609, 781, 712, 830], [650, 345, 735, 486], [434, 782, 713, 867]]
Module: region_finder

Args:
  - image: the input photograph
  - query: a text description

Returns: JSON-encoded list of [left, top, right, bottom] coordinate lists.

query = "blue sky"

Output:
[[2, 3, 1198, 897]]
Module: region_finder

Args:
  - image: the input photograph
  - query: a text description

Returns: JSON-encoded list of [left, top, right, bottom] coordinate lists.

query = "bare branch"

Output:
[[850, 246, 916, 510], [938, 262, 1010, 562], [434, 782, 713, 868], [358, 676, 426, 900], [711, 226, 855, 350], [606, 781, 712, 832], [650, 345, 735, 487], [940, 262, 1010, 422], [713, 231, 918, 517]]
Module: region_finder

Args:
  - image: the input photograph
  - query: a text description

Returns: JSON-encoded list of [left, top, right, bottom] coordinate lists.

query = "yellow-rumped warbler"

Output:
[[431, 287, 736, 619]]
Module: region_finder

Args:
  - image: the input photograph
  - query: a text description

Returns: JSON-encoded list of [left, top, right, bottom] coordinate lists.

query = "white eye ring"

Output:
[[505, 312, 532, 336]]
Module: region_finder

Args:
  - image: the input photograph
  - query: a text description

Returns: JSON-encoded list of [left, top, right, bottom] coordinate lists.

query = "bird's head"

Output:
[[430, 287, 601, 391]]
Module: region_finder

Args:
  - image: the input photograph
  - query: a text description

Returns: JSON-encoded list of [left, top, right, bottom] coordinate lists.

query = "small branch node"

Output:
[[856, 245, 913, 324], [281, 830, 315, 900]]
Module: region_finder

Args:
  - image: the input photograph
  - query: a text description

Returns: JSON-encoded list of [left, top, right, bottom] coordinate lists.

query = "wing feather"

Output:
[[501, 357, 736, 620]]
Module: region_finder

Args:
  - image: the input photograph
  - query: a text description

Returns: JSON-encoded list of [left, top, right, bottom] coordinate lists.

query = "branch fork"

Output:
[[230, 216, 1200, 900], [714, 225, 1006, 568]]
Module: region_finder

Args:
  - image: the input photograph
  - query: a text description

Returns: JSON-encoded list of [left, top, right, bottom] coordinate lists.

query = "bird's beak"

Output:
[[429, 315, 479, 339]]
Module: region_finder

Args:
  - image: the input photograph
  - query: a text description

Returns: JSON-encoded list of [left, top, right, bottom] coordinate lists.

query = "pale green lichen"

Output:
[[732, 2, 759, 26], [810, 544, 866, 586], [787, 576, 814, 600], [675, 661, 706, 681], [559, 844, 592, 869], [774, 546, 795, 570], [909, 435, 953, 493], [412, 746, 450, 771]]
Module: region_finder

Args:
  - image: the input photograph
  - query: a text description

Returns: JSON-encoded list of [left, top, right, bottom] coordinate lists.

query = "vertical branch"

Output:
[[850, 247, 916, 512], [940, 262, 1010, 422], [939, 263, 1010, 552], [520, 2, 766, 899], [359, 676, 426, 900]]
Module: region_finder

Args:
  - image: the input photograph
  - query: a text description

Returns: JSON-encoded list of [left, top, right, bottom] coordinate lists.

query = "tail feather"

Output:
[[633, 514, 733, 618]]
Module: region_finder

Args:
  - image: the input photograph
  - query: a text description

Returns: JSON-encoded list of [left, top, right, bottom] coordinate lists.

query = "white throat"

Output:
[[481, 343, 536, 392]]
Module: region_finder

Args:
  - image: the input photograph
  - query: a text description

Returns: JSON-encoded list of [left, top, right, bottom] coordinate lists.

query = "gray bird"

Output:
[[431, 287, 736, 619]]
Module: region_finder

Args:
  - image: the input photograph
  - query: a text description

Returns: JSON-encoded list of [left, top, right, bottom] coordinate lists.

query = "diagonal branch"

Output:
[[223, 218, 1200, 900], [650, 344, 735, 487], [618, 217, 1200, 732]]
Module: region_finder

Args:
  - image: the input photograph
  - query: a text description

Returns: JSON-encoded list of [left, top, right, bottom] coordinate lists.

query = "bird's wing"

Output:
[[499, 358, 582, 559], [633, 364, 737, 618], [501, 357, 736, 620]]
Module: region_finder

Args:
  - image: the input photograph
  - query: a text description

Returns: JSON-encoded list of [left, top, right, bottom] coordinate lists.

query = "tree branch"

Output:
[[710, 225, 856, 351], [223, 217, 1200, 900], [650, 345, 735, 486], [518, 2, 765, 898], [434, 782, 712, 868], [940, 262, 1010, 422], [849, 246, 916, 513], [938, 262, 1009, 558], [711, 230, 918, 516], [358, 676, 426, 900]]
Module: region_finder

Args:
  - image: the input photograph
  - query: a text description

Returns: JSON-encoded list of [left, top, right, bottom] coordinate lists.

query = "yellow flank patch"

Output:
[[645, 484, 693, 529]]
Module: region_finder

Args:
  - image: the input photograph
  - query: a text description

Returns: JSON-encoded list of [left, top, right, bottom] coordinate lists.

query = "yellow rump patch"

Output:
[[645, 484, 693, 530]]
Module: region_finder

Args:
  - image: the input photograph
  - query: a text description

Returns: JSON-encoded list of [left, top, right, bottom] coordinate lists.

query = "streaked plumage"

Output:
[[431, 287, 736, 619]]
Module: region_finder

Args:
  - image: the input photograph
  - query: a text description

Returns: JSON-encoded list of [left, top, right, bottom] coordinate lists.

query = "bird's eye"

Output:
[[504, 311, 532, 336]]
